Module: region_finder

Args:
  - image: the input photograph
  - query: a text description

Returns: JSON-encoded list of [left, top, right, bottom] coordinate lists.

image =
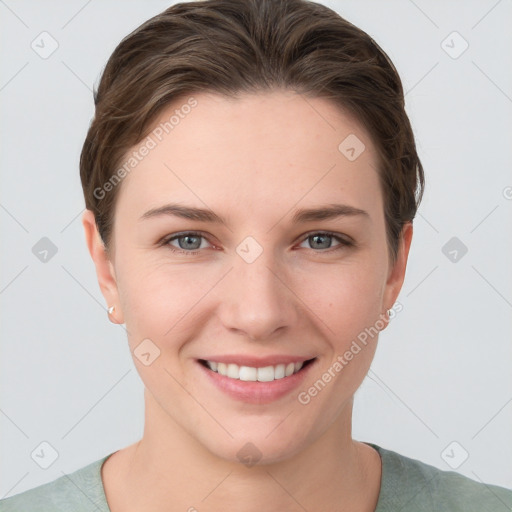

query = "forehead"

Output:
[[115, 90, 382, 220]]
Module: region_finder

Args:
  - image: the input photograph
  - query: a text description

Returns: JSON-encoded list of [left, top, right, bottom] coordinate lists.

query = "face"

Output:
[[84, 90, 411, 465]]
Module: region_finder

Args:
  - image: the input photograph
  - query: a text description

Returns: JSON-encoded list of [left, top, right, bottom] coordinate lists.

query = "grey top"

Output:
[[1, 442, 511, 511]]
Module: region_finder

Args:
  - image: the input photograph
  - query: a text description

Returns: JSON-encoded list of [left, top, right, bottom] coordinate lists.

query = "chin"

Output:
[[192, 414, 317, 468]]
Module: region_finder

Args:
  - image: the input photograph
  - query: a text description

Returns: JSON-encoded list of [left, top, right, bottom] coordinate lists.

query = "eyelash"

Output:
[[160, 231, 354, 256]]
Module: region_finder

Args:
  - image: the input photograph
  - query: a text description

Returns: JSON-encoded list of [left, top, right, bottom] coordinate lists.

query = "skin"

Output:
[[83, 89, 413, 511]]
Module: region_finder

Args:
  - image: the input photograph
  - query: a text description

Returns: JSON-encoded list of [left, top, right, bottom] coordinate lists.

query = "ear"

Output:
[[382, 222, 413, 326], [82, 209, 124, 324]]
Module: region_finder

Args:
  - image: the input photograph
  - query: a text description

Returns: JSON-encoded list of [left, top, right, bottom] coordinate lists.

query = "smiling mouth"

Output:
[[199, 358, 316, 382]]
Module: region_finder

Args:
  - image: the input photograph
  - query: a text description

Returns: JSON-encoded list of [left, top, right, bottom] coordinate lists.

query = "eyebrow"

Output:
[[139, 203, 369, 225], [139, 204, 227, 224], [291, 203, 369, 223]]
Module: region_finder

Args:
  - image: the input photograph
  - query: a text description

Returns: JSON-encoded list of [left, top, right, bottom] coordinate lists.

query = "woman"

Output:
[[2, 0, 511, 510]]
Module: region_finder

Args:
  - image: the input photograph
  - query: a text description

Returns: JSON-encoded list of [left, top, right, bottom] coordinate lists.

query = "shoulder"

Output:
[[0, 454, 113, 512], [366, 442, 512, 512]]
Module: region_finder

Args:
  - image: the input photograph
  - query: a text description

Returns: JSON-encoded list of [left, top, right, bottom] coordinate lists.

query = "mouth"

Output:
[[198, 358, 316, 382], [197, 357, 317, 404]]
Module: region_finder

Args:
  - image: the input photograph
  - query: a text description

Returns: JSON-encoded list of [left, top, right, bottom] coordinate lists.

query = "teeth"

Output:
[[257, 366, 274, 382], [274, 364, 285, 379], [239, 366, 258, 381], [205, 360, 308, 381], [227, 363, 239, 379]]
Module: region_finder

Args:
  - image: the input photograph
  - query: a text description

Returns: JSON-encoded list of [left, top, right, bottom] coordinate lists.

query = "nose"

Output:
[[216, 247, 300, 341]]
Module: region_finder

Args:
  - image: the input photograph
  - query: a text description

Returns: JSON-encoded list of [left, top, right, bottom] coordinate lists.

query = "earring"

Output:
[[108, 305, 115, 315]]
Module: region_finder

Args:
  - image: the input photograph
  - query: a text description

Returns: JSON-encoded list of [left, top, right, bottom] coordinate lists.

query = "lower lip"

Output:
[[197, 360, 316, 404]]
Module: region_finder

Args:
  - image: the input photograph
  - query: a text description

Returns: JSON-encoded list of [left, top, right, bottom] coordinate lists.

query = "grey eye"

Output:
[[167, 233, 208, 251], [177, 234, 202, 250], [306, 233, 336, 250]]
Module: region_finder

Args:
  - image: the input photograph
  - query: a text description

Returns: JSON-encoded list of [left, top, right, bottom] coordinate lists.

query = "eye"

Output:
[[160, 230, 353, 256], [163, 231, 212, 255], [298, 231, 353, 252]]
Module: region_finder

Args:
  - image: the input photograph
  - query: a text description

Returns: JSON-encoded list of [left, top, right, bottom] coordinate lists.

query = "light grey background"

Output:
[[1, 0, 511, 498]]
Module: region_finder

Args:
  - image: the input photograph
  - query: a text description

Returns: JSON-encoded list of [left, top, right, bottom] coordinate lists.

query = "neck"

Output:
[[103, 391, 381, 512]]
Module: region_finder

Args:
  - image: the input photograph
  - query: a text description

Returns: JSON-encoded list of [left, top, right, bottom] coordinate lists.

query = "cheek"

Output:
[[114, 259, 217, 405], [293, 258, 387, 345], [117, 256, 221, 351], [292, 263, 386, 430]]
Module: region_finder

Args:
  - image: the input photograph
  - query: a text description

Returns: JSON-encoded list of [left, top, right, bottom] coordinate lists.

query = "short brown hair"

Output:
[[80, 0, 424, 262]]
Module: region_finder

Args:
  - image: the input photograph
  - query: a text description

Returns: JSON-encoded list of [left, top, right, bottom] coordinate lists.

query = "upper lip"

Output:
[[199, 355, 316, 368]]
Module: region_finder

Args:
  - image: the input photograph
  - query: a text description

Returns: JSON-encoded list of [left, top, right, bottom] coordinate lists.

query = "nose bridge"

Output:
[[218, 238, 297, 340]]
